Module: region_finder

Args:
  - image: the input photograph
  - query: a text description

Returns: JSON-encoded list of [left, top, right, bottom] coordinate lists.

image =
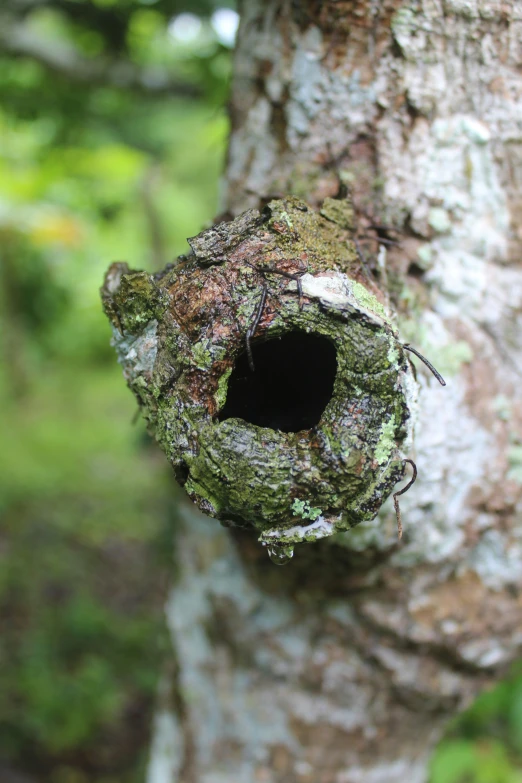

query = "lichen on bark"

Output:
[[102, 196, 416, 548]]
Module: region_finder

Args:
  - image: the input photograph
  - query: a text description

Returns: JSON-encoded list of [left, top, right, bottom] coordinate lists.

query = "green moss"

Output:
[[266, 196, 358, 275], [215, 366, 232, 409], [192, 339, 213, 370], [320, 197, 355, 230], [115, 272, 166, 335]]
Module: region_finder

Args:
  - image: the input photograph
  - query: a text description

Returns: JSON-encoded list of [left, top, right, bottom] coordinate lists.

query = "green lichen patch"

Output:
[[280, 210, 293, 229], [374, 415, 397, 466], [387, 337, 401, 369], [351, 281, 388, 320], [214, 367, 232, 410], [429, 207, 452, 234], [291, 499, 323, 521], [507, 446, 522, 484]]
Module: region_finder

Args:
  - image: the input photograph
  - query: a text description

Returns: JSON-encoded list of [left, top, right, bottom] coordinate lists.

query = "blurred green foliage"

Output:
[[0, 1, 232, 780], [431, 671, 522, 783], [1, 1, 522, 782]]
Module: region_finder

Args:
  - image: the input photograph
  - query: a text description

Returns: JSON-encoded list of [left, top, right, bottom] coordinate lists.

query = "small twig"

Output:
[[243, 262, 305, 369], [359, 235, 401, 248], [403, 344, 446, 386], [367, 223, 403, 234], [258, 265, 304, 310], [246, 284, 268, 371], [353, 238, 372, 279], [393, 459, 417, 539]]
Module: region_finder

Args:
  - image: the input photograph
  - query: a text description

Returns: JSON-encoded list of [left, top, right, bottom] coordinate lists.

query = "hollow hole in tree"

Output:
[[218, 332, 337, 433]]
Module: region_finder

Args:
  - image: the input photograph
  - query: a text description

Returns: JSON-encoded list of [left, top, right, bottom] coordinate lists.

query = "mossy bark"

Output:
[[102, 196, 416, 551], [140, 1, 522, 781]]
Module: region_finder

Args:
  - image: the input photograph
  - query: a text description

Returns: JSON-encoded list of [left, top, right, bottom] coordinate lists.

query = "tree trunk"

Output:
[[147, 1, 522, 781]]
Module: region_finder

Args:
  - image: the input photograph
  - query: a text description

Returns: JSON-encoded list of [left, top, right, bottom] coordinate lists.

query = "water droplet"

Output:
[[265, 543, 294, 565]]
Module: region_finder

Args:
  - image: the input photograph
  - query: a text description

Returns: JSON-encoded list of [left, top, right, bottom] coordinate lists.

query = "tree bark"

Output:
[[147, 1, 522, 781]]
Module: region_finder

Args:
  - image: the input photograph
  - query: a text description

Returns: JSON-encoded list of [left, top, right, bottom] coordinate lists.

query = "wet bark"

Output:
[[147, 2, 522, 781]]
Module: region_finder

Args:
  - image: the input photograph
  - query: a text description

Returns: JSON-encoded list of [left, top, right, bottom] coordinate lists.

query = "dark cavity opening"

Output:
[[219, 332, 337, 433]]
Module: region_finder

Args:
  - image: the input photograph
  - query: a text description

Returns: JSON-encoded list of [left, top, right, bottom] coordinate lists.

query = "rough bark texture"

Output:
[[102, 197, 418, 551], [147, 1, 522, 781]]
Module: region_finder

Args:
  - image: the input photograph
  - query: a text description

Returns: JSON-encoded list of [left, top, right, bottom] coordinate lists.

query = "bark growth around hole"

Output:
[[101, 196, 416, 549]]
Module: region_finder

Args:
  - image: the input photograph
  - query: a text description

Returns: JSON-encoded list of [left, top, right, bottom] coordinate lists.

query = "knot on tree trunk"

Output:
[[101, 196, 417, 554]]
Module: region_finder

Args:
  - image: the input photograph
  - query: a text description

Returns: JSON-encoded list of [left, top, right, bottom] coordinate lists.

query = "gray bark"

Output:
[[148, 1, 522, 781]]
